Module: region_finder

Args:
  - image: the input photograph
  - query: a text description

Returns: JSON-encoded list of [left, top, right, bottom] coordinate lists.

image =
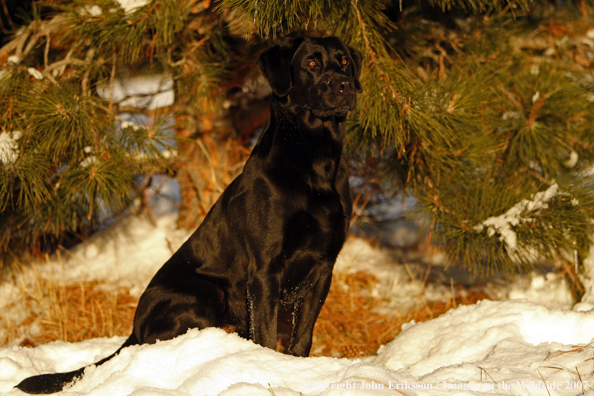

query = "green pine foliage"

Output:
[[219, 0, 594, 274], [2, 0, 594, 279], [0, 0, 211, 262], [0, 64, 176, 261], [407, 16, 594, 274]]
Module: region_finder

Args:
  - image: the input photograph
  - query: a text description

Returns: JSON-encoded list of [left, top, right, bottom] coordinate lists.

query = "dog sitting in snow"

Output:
[[16, 36, 361, 394]]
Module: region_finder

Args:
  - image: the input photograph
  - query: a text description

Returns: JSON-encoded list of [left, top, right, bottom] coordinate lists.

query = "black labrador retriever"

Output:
[[16, 36, 362, 394]]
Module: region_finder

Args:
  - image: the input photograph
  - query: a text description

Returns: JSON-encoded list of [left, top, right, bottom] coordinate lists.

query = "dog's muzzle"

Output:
[[331, 76, 356, 96], [318, 76, 357, 117]]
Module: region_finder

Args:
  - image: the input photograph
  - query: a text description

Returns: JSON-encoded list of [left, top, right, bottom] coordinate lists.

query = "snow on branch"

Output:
[[474, 183, 578, 251]]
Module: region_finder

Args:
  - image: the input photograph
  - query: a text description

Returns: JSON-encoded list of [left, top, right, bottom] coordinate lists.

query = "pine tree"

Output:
[[0, 0, 217, 262], [221, 0, 594, 280], [1, 0, 594, 293]]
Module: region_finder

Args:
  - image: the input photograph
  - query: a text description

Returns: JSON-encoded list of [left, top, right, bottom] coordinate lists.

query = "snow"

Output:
[[0, 131, 22, 164], [574, 245, 594, 312], [2, 301, 594, 395], [116, 0, 150, 13], [508, 272, 574, 309], [474, 183, 576, 251], [96, 74, 174, 110], [82, 5, 102, 16], [27, 68, 43, 80], [1, 181, 594, 395], [374, 299, 594, 375], [565, 151, 579, 168]]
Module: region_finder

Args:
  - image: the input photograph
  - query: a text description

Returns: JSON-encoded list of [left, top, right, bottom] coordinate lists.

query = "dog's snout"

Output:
[[331, 77, 355, 95]]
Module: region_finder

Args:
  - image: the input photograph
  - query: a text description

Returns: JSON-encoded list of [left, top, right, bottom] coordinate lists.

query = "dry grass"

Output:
[[312, 271, 490, 358], [1, 266, 489, 356], [1, 272, 135, 347]]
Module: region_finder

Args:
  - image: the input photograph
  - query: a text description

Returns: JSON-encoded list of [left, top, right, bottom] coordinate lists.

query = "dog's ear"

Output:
[[257, 38, 304, 97], [347, 45, 363, 93]]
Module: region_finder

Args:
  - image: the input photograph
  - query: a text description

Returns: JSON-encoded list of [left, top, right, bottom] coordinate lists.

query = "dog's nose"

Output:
[[331, 77, 355, 95]]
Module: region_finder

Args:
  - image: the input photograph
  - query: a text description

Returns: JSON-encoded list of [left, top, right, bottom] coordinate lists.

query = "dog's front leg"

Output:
[[287, 268, 333, 357], [247, 275, 280, 350]]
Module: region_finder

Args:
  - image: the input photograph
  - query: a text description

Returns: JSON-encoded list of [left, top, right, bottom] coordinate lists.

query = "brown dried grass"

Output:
[[312, 271, 490, 358], [1, 275, 135, 347], [2, 267, 489, 357]]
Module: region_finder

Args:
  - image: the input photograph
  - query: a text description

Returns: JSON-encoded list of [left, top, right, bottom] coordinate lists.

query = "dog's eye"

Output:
[[308, 60, 317, 67], [341, 59, 349, 66]]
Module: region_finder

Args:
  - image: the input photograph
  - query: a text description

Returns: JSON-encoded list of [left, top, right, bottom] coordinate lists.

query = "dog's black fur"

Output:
[[16, 36, 361, 394]]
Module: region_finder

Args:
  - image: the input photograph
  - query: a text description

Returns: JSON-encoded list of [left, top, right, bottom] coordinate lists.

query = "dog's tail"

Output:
[[15, 367, 87, 395], [15, 335, 138, 394]]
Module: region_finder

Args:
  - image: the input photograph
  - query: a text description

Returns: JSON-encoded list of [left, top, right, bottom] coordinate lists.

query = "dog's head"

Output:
[[257, 37, 362, 118]]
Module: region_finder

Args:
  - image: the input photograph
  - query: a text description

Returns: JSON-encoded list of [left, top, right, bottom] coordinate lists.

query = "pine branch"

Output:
[[2, 0, 594, 276]]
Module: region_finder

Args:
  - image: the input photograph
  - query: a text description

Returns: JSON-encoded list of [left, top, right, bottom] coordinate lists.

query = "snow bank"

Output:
[[31, 211, 191, 299], [375, 299, 594, 375], [2, 328, 408, 396], [3, 300, 594, 395], [335, 237, 451, 311]]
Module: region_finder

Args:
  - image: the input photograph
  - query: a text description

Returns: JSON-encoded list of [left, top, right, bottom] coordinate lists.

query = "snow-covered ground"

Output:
[[1, 185, 593, 395], [2, 300, 594, 396]]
